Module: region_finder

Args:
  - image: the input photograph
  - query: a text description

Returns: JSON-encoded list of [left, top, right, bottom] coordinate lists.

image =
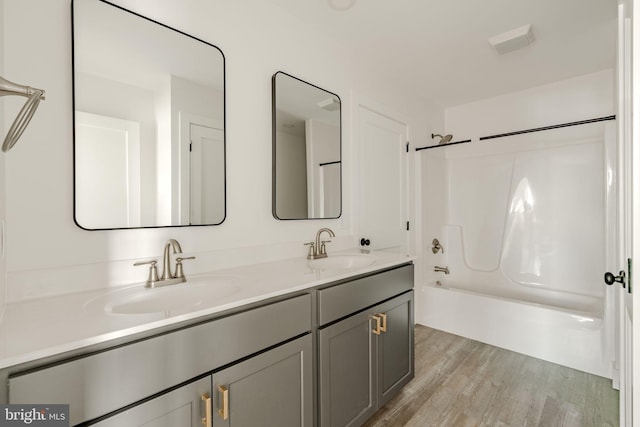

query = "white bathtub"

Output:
[[419, 282, 613, 378], [418, 122, 616, 379]]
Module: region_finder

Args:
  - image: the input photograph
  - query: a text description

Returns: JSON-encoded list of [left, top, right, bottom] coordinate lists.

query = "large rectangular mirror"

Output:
[[73, 0, 225, 230], [272, 72, 341, 220]]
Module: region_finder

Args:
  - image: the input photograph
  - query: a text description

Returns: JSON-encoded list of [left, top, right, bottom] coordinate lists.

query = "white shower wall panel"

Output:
[[448, 139, 604, 299], [501, 142, 604, 297], [448, 154, 513, 271], [441, 225, 604, 315]]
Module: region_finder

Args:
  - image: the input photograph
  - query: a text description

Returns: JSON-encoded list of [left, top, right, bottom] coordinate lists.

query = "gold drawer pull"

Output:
[[372, 315, 382, 335], [379, 313, 387, 332], [201, 393, 212, 427], [218, 385, 229, 420]]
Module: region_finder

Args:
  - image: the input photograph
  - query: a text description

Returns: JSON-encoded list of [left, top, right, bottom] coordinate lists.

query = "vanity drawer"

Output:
[[317, 263, 413, 326], [9, 293, 311, 426]]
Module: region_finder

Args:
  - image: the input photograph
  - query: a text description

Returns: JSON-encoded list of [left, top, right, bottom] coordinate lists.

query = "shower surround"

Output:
[[419, 121, 616, 377]]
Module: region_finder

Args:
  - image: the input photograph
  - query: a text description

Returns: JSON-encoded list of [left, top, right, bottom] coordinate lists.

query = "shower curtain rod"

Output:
[[415, 139, 471, 150], [415, 115, 616, 152], [319, 160, 341, 167]]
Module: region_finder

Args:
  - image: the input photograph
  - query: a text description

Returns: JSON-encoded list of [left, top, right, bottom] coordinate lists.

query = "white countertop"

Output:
[[0, 250, 413, 370]]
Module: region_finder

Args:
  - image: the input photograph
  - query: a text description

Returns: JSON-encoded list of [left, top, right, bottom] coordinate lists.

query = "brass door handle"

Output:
[[218, 385, 229, 420], [379, 313, 387, 332], [201, 393, 212, 427], [372, 315, 382, 335]]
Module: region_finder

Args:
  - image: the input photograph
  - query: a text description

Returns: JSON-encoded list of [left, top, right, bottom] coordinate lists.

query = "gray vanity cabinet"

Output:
[[317, 264, 414, 427], [90, 377, 212, 427], [3, 263, 414, 427], [7, 294, 312, 426], [96, 334, 313, 427], [212, 335, 313, 427], [319, 308, 377, 426], [376, 292, 414, 406], [318, 291, 414, 427]]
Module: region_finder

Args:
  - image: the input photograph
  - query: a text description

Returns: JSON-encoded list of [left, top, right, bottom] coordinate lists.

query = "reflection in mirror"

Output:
[[73, 0, 225, 230], [272, 72, 341, 220]]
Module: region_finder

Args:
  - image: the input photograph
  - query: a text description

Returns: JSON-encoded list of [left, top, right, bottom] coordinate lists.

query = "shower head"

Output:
[[432, 133, 453, 145], [0, 75, 46, 153]]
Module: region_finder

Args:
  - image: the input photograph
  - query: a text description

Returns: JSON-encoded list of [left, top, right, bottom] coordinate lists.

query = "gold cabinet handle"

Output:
[[201, 393, 212, 427], [372, 315, 382, 335], [218, 385, 229, 420], [379, 313, 387, 333]]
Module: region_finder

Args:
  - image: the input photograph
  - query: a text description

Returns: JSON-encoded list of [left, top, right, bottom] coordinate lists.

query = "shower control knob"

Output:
[[604, 270, 626, 287]]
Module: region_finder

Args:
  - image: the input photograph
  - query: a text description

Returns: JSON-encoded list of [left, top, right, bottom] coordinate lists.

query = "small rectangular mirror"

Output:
[[272, 72, 341, 220], [73, 0, 225, 229]]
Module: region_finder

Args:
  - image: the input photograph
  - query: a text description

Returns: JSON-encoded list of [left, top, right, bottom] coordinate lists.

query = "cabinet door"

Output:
[[319, 309, 377, 427], [92, 376, 211, 427], [376, 291, 414, 406], [212, 334, 313, 427]]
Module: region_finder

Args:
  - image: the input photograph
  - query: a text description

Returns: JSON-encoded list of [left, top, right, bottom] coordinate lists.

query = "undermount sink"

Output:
[[307, 253, 376, 271], [84, 275, 239, 315]]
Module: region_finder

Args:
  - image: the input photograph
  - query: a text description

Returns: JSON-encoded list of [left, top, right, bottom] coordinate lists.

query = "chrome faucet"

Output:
[[305, 227, 335, 260], [134, 239, 195, 288], [434, 266, 450, 275]]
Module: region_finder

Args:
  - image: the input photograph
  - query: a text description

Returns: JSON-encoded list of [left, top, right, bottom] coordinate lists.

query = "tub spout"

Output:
[[434, 265, 450, 275]]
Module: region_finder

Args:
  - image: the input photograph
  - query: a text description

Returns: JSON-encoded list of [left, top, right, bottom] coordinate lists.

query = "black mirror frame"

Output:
[[271, 71, 342, 221], [71, 0, 227, 230]]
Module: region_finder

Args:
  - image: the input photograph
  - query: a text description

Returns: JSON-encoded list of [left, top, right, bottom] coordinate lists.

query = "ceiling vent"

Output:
[[317, 97, 340, 111], [488, 24, 534, 54]]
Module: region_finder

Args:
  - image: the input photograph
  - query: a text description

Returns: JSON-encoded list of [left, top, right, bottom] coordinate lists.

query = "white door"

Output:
[[630, 0, 640, 423], [189, 123, 225, 225], [615, 1, 638, 425], [358, 107, 408, 251], [74, 111, 141, 229]]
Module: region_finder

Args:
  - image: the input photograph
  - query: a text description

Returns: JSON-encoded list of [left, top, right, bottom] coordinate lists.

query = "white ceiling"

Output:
[[268, 0, 617, 108]]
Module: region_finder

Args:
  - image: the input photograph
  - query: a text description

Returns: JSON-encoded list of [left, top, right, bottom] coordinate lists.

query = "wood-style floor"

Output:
[[363, 325, 619, 427]]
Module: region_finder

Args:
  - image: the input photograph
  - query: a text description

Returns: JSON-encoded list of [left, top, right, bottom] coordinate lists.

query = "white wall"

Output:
[[445, 69, 614, 139], [0, 0, 6, 313], [2, 0, 440, 302]]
